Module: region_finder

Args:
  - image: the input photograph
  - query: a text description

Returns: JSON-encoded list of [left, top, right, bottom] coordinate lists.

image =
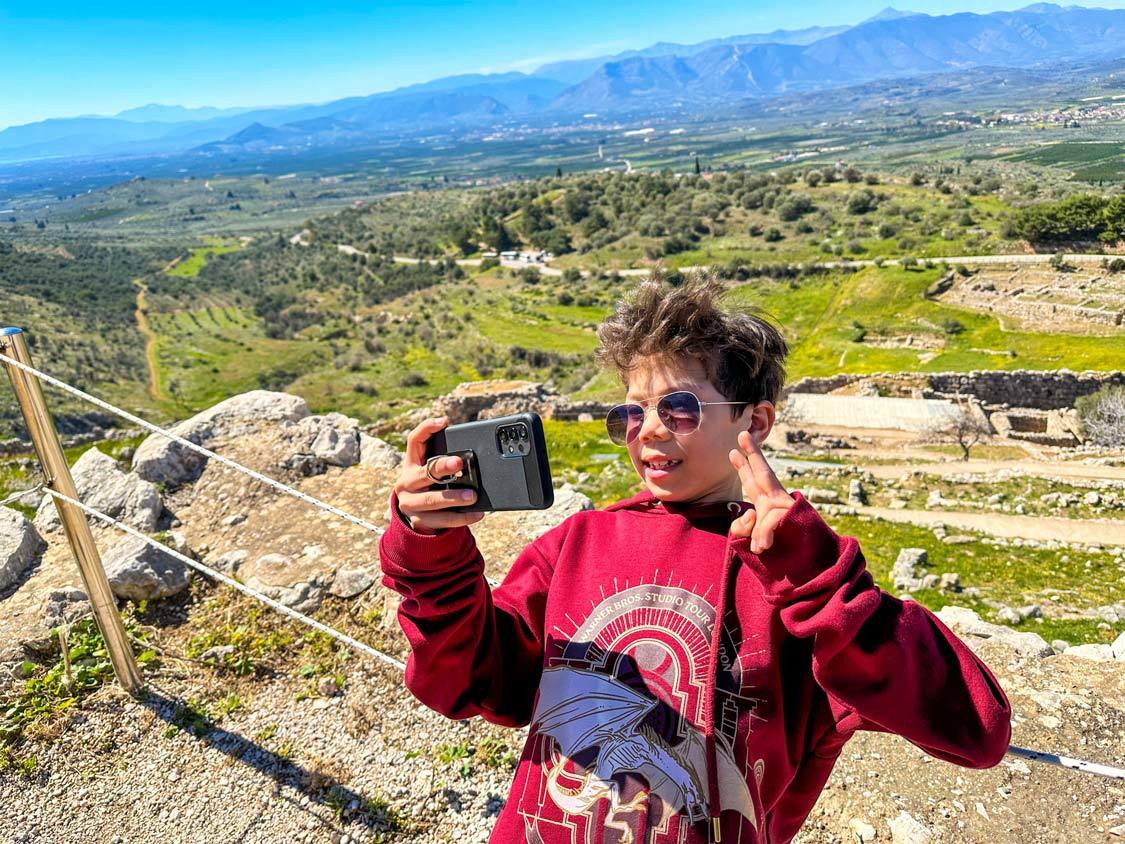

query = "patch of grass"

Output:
[[825, 513, 1123, 643], [542, 419, 644, 507], [165, 239, 243, 278], [0, 618, 157, 754], [164, 697, 213, 738], [475, 736, 519, 771], [187, 604, 297, 676], [917, 443, 1032, 461]]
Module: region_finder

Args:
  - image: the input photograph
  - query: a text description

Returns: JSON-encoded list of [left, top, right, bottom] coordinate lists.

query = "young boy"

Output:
[[379, 277, 1011, 844]]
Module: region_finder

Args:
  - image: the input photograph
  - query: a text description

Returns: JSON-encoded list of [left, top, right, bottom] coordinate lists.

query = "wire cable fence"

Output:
[[1, 352, 1123, 781]]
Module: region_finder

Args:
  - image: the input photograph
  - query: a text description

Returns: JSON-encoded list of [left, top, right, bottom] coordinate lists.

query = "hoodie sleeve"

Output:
[[732, 491, 1012, 768], [377, 489, 553, 728]]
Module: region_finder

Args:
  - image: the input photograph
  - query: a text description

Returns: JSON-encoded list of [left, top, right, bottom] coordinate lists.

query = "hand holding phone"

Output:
[[423, 412, 553, 514], [393, 416, 486, 535]]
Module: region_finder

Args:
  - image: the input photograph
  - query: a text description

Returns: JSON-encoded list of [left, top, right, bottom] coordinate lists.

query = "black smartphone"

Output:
[[423, 411, 554, 512]]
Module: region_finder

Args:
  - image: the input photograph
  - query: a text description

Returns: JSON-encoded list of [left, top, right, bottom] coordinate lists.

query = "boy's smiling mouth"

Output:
[[642, 455, 683, 478]]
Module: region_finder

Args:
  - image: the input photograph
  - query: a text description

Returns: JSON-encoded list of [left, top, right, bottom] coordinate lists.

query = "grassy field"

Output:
[[164, 238, 244, 278], [144, 301, 330, 412], [724, 265, 1125, 377]]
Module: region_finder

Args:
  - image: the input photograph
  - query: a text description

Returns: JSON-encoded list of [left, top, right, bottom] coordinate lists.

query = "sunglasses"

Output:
[[605, 390, 750, 446]]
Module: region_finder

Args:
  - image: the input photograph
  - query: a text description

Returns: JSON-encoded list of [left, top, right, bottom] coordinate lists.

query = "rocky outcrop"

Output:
[[0, 508, 46, 592], [101, 535, 191, 602], [132, 390, 310, 486], [277, 412, 362, 476], [431, 380, 614, 425], [34, 447, 162, 534]]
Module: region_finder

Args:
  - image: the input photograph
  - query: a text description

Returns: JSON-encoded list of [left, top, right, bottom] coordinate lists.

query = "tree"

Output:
[[555, 166, 563, 178], [694, 156, 701, 175], [927, 400, 992, 461]]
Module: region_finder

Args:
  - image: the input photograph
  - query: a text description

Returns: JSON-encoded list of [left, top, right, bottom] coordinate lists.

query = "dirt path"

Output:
[[861, 505, 1125, 546], [391, 251, 1111, 278], [133, 280, 165, 402]]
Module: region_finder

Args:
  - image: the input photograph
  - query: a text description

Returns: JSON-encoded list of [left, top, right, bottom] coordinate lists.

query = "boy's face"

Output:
[[622, 355, 773, 504]]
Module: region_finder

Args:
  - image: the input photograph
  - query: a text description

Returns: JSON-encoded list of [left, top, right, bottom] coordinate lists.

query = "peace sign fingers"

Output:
[[733, 430, 787, 499], [728, 429, 795, 553]]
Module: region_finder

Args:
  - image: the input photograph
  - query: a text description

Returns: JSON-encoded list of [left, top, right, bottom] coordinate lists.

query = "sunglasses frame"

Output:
[[605, 390, 751, 446]]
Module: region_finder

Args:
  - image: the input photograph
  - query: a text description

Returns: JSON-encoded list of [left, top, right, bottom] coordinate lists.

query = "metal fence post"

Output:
[[0, 327, 142, 695]]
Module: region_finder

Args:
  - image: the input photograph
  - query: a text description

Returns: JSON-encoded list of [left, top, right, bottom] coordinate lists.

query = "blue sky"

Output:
[[1, 0, 1122, 130]]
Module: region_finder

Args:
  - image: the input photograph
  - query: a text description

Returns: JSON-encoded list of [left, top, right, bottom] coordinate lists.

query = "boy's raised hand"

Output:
[[728, 430, 795, 553]]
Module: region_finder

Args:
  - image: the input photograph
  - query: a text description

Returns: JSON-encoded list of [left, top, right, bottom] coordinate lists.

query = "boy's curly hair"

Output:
[[594, 272, 788, 418]]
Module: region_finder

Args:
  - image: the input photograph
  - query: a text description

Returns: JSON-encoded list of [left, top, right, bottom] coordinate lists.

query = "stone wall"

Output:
[[784, 369, 1125, 410]]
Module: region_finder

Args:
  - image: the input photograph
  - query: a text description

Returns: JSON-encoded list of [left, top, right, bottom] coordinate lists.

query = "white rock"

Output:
[[132, 390, 309, 485], [1064, 643, 1116, 662], [892, 548, 928, 591], [888, 810, 933, 844], [1113, 631, 1125, 660], [329, 568, 377, 598], [805, 487, 840, 504], [936, 606, 1053, 658], [0, 506, 46, 591], [848, 817, 878, 842], [359, 433, 402, 470], [35, 447, 162, 534], [295, 413, 361, 467], [102, 534, 191, 602]]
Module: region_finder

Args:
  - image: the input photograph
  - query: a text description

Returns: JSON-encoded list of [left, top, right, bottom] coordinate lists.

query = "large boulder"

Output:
[[935, 605, 1054, 658], [34, 447, 162, 534], [102, 534, 191, 602], [0, 507, 47, 591], [358, 433, 402, 470], [132, 390, 310, 486]]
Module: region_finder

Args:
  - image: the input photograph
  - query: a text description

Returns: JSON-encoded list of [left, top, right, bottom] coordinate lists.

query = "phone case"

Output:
[[423, 412, 554, 512]]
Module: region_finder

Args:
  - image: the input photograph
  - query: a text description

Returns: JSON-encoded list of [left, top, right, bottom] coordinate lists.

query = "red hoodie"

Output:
[[379, 487, 1011, 844]]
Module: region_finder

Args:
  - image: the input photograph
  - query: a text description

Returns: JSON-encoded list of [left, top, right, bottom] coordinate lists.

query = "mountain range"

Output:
[[2, 4, 1123, 165]]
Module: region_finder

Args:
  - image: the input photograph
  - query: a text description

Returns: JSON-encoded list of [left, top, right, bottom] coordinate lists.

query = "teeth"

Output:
[[647, 460, 680, 468]]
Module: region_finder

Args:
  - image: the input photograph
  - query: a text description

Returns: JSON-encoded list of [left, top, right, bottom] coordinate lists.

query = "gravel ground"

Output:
[[0, 655, 522, 844], [2, 634, 1122, 844]]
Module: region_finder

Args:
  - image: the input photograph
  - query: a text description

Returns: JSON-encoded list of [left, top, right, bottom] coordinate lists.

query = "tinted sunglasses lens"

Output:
[[658, 392, 702, 434], [606, 404, 644, 445]]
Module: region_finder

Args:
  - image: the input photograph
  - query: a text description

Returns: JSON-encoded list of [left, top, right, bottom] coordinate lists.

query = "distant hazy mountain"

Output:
[[112, 104, 257, 123], [549, 5, 1125, 110], [862, 7, 924, 23], [535, 24, 852, 84], [3, 3, 1125, 164]]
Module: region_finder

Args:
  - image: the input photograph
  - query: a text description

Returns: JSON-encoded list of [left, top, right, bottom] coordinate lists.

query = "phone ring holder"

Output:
[[424, 450, 476, 486], [424, 456, 454, 484]]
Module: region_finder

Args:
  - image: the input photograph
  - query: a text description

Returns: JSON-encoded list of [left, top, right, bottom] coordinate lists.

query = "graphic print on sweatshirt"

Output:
[[517, 579, 768, 844]]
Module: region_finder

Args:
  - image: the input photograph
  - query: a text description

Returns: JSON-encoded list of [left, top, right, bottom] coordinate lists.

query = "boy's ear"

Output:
[[746, 401, 775, 445]]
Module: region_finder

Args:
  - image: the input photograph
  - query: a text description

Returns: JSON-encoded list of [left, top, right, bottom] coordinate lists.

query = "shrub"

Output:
[[1076, 386, 1125, 447], [764, 228, 783, 242], [942, 318, 966, 335], [846, 190, 878, 215], [399, 372, 428, 387]]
